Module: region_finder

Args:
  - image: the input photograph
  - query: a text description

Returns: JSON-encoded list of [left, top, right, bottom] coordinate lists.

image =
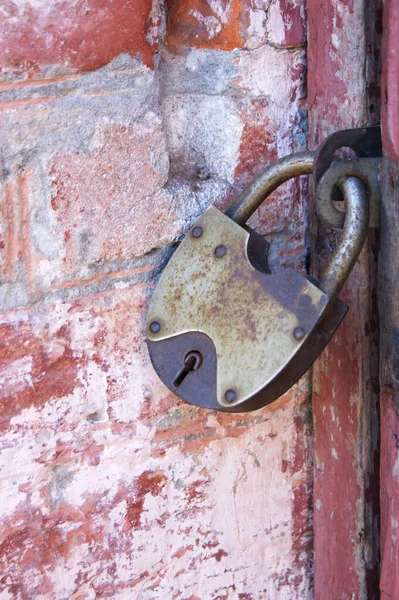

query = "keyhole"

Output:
[[173, 351, 203, 388]]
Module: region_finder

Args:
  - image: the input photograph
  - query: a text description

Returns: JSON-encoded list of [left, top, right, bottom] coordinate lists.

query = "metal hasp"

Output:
[[146, 127, 380, 412], [315, 125, 382, 228]]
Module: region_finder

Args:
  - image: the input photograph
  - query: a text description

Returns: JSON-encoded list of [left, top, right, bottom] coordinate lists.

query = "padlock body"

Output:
[[146, 207, 347, 412]]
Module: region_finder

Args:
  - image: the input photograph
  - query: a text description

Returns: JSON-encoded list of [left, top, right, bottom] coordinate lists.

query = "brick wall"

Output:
[[0, 2, 314, 597]]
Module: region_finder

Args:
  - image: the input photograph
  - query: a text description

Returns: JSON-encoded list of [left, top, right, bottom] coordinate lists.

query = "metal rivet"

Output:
[[299, 294, 312, 308], [225, 389, 237, 403], [214, 244, 226, 258], [293, 326, 305, 340], [191, 226, 203, 238], [150, 321, 161, 334]]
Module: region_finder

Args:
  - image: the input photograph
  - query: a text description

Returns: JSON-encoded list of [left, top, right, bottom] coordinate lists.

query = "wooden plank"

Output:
[[307, 0, 380, 596], [379, 1, 399, 592]]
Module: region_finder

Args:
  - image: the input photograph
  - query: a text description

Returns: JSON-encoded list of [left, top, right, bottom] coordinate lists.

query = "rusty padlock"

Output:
[[146, 151, 369, 412]]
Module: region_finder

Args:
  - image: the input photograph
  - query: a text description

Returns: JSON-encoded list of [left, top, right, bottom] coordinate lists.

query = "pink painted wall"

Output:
[[0, 1, 314, 597]]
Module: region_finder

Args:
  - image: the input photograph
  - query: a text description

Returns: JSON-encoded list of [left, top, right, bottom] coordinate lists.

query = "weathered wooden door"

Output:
[[379, 0, 399, 597], [308, 1, 381, 598], [0, 0, 392, 598], [310, 1, 399, 598]]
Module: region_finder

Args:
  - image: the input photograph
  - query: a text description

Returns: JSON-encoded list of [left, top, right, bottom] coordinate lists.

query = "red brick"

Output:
[[165, 0, 306, 53], [0, 0, 162, 75], [234, 97, 279, 186], [32, 114, 176, 288], [165, 0, 243, 53], [267, 0, 306, 47], [0, 180, 18, 281]]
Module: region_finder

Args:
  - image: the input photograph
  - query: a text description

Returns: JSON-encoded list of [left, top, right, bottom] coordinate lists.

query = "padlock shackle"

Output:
[[226, 151, 369, 302], [226, 151, 315, 225], [146, 143, 371, 412], [318, 176, 369, 301]]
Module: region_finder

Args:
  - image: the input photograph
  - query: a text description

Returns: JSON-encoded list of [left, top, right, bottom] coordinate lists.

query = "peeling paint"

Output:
[[0, 0, 315, 597], [309, 0, 380, 595]]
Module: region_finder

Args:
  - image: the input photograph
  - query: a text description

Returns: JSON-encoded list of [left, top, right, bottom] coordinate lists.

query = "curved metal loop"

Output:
[[315, 158, 380, 229], [225, 152, 369, 301], [318, 176, 369, 301], [226, 151, 315, 225]]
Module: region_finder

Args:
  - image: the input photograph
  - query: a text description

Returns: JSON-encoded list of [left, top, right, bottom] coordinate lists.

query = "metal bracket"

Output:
[[314, 125, 382, 228]]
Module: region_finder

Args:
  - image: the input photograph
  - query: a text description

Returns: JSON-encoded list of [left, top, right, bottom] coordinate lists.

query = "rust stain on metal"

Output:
[[147, 147, 369, 412], [147, 206, 331, 411]]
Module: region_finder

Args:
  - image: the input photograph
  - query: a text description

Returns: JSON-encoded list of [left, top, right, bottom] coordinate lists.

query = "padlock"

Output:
[[146, 151, 369, 412]]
